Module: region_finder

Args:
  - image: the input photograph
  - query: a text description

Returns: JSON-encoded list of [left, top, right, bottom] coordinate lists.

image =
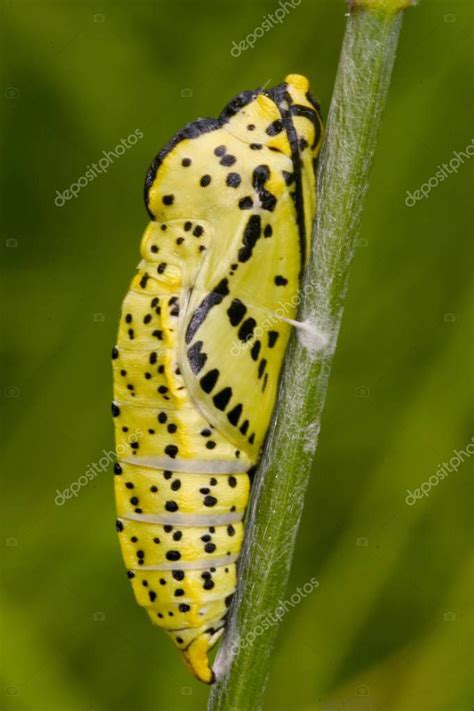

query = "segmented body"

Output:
[[111, 74, 322, 683]]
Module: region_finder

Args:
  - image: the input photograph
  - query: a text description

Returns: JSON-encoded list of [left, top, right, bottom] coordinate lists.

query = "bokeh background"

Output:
[[1, 1, 472, 709]]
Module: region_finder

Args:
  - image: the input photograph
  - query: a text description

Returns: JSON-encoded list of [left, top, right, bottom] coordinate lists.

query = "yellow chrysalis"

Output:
[[111, 74, 322, 683]]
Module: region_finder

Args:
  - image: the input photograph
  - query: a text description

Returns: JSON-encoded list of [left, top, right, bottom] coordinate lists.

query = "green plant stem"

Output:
[[208, 3, 414, 710]]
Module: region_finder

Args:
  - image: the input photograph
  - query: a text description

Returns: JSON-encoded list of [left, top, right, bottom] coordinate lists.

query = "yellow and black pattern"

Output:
[[111, 74, 322, 683]]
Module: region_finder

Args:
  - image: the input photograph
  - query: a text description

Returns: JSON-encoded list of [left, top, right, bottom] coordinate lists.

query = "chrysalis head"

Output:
[[281, 74, 323, 156], [144, 74, 323, 221]]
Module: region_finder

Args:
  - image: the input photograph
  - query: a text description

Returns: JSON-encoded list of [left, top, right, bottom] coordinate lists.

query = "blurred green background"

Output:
[[1, 1, 472, 709]]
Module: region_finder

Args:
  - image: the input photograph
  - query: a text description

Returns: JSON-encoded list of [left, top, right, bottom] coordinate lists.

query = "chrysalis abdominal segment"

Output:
[[112, 74, 323, 683]]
